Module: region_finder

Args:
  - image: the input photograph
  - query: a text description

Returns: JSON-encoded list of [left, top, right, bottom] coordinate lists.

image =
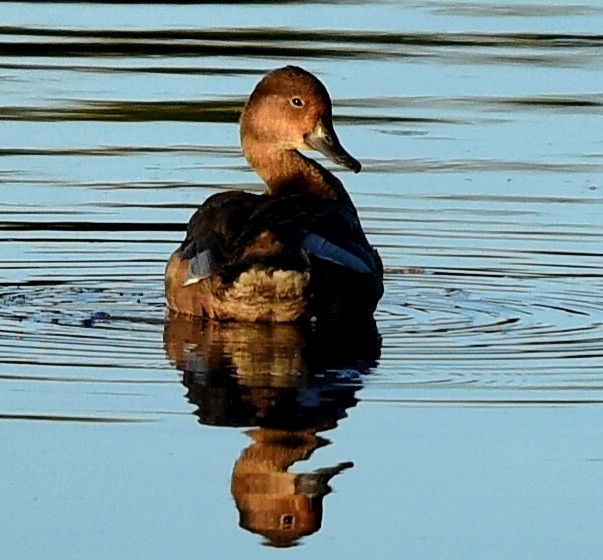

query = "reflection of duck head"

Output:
[[163, 312, 381, 546], [231, 428, 352, 547]]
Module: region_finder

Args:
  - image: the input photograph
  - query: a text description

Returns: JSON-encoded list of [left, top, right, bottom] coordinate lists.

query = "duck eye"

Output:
[[291, 97, 304, 107]]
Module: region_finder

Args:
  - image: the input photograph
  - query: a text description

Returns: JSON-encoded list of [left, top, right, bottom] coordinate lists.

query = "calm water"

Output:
[[1, 1, 602, 558]]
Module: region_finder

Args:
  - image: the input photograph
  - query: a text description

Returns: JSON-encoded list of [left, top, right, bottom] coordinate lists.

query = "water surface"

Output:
[[1, 1, 602, 558]]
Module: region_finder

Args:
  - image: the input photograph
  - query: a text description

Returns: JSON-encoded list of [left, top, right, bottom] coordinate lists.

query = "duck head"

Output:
[[240, 66, 361, 182]]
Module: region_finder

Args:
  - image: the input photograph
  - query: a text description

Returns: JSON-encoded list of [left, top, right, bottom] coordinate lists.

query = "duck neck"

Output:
[[244, 143, 355, 207]]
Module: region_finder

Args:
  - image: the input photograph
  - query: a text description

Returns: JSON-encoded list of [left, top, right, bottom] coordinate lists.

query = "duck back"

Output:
[[166, 190, 382, 322]]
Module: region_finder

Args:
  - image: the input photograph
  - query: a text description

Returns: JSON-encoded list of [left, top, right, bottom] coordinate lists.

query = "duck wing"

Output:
[[179, 191, 262, 282], [233, 194, 384, 321], [234, 194, 382, 276], [180, 192, 382, 286]]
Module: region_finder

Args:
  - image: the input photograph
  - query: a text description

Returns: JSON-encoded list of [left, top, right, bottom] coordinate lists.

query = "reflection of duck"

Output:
[[231, 428, 352, 547], [164, 312, 381, 430], [165, 65, 383, 323], [163, 312, 381, 546]]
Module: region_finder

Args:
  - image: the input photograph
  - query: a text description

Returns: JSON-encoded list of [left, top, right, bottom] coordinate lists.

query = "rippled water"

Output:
[[1, 2, 602, 558]]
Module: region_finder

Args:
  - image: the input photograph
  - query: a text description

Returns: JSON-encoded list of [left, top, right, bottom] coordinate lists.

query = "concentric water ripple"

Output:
[[372, 272, 603, 395], [0, 280, 166, 370], [1, 272, 601, 396]]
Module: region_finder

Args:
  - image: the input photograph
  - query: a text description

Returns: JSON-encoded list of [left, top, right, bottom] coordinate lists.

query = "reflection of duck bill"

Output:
[[163, 312, 381, 431], [231, 428, 353, 547]]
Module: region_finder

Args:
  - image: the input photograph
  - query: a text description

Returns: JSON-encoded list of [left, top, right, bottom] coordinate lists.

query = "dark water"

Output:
[[1, 2, 602, 558]]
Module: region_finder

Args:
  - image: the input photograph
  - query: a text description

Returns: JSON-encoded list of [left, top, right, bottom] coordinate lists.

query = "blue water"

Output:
[[1, 1, 602, 558]]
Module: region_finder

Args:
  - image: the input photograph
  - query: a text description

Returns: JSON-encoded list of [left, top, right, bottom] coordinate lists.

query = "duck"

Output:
[[165, 65, 383, 323]]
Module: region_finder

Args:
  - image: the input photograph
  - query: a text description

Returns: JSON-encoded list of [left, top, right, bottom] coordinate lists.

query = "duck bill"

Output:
[[304, 119, 361, 173]]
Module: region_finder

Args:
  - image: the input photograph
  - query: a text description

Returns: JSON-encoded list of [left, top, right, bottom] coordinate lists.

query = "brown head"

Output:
[[240, 66, 361, 195]]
